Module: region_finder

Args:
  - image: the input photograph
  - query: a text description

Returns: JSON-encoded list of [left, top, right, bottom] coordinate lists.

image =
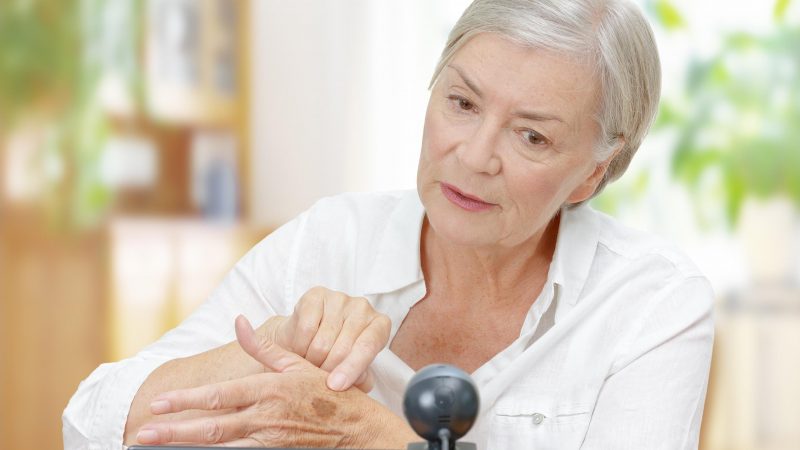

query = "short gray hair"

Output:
[[432, 0, 661, 199]]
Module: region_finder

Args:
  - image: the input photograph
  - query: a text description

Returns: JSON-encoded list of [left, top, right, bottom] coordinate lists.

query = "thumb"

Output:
[[352, 368, 375, 393], [235, 315, 314, 373]]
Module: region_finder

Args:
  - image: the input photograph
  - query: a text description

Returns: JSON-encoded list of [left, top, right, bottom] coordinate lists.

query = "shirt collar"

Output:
[[549, 204, 600, 311]]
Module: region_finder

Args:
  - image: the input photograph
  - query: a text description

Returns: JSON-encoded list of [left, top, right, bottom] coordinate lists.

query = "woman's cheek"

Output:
[[426, 103, 464, 148]]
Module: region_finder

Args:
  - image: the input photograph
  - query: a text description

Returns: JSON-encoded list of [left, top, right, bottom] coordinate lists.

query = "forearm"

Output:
[[123, 316, 285, 444]]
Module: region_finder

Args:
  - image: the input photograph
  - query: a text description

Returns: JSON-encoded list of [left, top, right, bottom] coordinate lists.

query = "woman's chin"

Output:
[[427, 212, 500, 248]]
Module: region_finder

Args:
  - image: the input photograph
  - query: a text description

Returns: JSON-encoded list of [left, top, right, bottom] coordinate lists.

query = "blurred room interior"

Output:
[[0, 0, 798, 449]]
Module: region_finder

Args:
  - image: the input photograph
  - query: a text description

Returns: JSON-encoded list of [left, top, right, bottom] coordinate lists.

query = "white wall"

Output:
[[249, 0, 470, 225]]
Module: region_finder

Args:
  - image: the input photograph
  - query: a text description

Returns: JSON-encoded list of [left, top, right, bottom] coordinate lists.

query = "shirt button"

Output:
[[532, 413, 545, 424]]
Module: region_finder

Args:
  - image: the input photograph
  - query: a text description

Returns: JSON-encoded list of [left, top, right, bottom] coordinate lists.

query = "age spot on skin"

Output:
[[311, 397, 337, 419]]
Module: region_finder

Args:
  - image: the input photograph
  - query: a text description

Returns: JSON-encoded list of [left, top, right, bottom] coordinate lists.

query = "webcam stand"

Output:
[[407, 429, 477, 450], [407, 443, 477, 450]]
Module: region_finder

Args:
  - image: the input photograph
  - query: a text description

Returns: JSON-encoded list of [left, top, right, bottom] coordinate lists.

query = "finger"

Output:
[[136, 413, 249, 446], [287, 289, 326, 356], [319, 308, 372, 373], [325, 315, 390, 391], [354, 368, 369, 386], [151, 373, 266, 414], [235, 315, 313, 373], [352, 368, 375, 393], [318, 298, 379, 373], [305, 294, 347, 367]]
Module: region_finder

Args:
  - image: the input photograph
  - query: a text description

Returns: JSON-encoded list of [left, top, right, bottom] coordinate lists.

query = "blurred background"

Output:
[[0, 0, 798, 449]]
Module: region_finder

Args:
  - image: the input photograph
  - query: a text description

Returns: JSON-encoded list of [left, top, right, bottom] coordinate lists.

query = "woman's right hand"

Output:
[[257, 286, 391, 392]]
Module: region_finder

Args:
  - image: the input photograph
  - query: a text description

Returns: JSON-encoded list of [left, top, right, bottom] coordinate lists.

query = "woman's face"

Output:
[[417, 33, 611, 249]]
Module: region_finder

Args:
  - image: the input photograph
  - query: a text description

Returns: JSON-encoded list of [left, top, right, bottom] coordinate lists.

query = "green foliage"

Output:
[[774, 0, 793, 21], [0, 0, 140, 229], [597, 1, 800, 227], [0, 0, 82, 125], [592, 168, 651, 216], [661, 24, 800, 225], [653, 0, 686, 30]]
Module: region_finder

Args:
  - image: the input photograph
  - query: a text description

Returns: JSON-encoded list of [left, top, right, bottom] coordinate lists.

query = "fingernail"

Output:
[[150, 399, 171, 414], [328, 372, 348, 391], [137, 429, 159, 444]]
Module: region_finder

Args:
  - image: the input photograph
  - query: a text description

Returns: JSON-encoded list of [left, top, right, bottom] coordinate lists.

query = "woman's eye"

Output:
[[457, 98, 473, 110], [522, 129, 549, 146], [448, 95, 475, 112]]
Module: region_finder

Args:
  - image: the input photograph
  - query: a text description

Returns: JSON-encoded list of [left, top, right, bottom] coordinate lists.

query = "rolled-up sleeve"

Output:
[[63, 212, 307, 450]]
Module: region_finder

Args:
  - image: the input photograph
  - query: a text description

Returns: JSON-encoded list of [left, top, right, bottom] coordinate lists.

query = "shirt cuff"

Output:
[[64, 356, 170, 450]]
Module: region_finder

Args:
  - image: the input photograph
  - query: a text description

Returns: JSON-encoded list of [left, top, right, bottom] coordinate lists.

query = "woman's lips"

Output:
[[440, 182, 495, 212]]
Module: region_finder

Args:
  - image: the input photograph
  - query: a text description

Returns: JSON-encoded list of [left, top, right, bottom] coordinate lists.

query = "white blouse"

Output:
[[64, 190, 714, 450]]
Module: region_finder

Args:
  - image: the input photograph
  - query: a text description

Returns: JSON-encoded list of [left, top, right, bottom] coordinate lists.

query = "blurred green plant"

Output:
[[652, 0, 686, 31], [595, 0, 799, 227], [0, 1, 78, 121], [654, 16, 800, 225], [0, 0, 139, 229]]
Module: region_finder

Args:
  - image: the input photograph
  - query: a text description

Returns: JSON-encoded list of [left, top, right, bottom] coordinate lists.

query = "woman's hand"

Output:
[[263, 286, 391, 392], [135, 316, 416, 448]]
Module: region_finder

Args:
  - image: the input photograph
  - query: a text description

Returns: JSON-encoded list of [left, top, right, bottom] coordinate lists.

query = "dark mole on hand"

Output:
[[311, 397, 337, 419]]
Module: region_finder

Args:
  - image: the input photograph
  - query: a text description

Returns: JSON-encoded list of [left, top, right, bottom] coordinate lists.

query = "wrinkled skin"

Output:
[[134, 316, 414, 448]]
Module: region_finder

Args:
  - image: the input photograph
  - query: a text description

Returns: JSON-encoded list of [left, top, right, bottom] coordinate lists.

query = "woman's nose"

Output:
[[457, 120, 502, 175]]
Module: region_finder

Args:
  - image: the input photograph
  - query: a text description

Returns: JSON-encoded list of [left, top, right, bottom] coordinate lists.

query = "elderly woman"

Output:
[[64, 0, 713, 448]]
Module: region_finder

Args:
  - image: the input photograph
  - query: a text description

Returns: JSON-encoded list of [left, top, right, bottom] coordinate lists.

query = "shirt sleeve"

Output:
[[62, 211, 308, 450], [580, 275, 715, 450]]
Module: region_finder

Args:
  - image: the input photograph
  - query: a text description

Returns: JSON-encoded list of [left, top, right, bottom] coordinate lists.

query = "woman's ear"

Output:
[[566, 138, 625, 204]]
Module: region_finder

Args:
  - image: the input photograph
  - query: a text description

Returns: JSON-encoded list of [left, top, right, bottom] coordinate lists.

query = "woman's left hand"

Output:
[[134, 316, 416, 448]]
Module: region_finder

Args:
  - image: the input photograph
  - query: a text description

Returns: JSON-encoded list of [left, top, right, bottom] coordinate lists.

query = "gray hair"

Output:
[[431, 0, 661, 199]]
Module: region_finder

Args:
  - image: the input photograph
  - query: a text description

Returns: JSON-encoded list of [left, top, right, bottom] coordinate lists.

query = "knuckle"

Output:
[[327, 346, 349, 364], [161, 427, 175, 443], [376, 314, 392, 332], [305, 286, 328, 298], [297, 318, 319, 336], [297, 288, 327, 314], [264, 425, 290, 443], [354, 339, 379, 356], [308, 339, 331, 358], [201, 419, 223, 444], [207, 389, 223, 410], [295, 288, 321, 312], [294, 292, 309, 310], [353, 297, 371, 310], [329, 290, 345, 300]]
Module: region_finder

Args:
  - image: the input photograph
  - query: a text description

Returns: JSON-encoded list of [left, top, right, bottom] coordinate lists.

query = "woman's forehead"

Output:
[[445, 33, 600, 119]]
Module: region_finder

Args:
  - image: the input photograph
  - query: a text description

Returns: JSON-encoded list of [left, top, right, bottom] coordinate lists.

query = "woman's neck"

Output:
[[420, 214, 560, 310]]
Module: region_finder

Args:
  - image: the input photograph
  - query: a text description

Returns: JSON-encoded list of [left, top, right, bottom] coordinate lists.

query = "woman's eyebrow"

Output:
[[447, 63, 565, 124], [447, 64, 483, 98], [513, 109, 565, 124]]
